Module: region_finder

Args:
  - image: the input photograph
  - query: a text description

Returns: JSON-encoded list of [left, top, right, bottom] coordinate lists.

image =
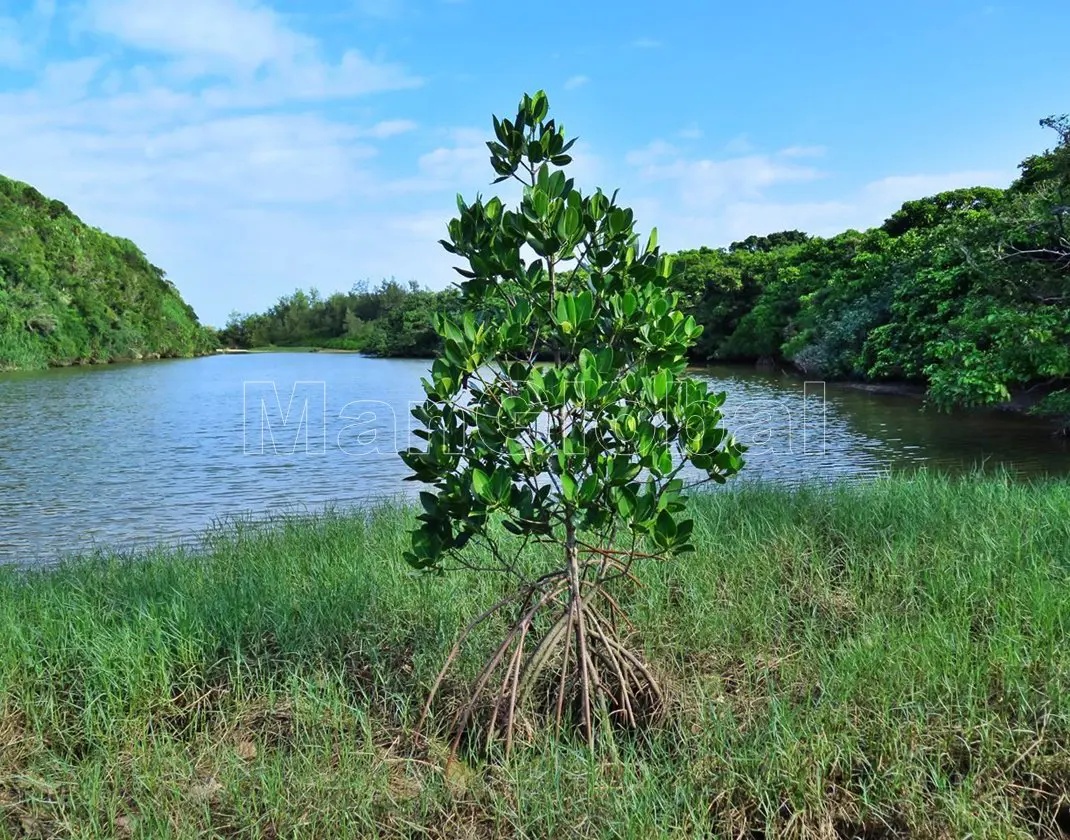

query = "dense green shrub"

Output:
[[681, 115, 1069, 429]]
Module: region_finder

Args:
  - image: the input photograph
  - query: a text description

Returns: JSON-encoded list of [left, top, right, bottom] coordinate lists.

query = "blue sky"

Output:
[[1, 0, 1068, 325]]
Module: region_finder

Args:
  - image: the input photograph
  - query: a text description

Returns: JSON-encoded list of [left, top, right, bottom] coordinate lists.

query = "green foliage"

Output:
[[678, 116, 1070, 431], [0, 174, 215, 370], [401, 91, 744, 572], [1012, 113, 1070, 196], [880, 187, 1005, 237], [220, 279, 460, 357]]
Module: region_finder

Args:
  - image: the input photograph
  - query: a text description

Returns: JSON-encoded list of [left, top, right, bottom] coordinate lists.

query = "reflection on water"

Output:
[[1, 355, 1067, 563], [693, 367, 1070, 484]]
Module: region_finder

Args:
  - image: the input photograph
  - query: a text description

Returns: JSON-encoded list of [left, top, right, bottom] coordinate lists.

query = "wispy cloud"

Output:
[[723, 134, 754, 155], [860, 170, 1012, 211], [1, 0, 55, 67], [363, 119, 419, 139], [81, 0, 421, 104], [778, 145, 826, 159], [623, 164, 1013, 253], [0, 0, 1026, 328], [83, 0, 313, 71], [625, 140, 824, 209], [0, 0, 436, 324]]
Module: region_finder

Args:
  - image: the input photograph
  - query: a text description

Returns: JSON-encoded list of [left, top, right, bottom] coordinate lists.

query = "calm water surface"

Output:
[[2, 353, 1067, 563]]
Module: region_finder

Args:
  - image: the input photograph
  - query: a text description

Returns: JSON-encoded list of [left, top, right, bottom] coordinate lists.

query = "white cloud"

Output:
[[723, 134, 754, 155], [778, 145, 825, 159], [82, 0, 421, 104], [0, 0, 1021, 330], [678, 127, 703, 140], [860, 170, 1011, 210], [564, 74, 589, 90], [629, 168, 1015, 253], [84, 0, 312, 71], [0, 0, 434, 325], [626, 141, 824, 210], [364, 119, 418, 138], [631, 37, 661, 49], [617, 137, 1014, 252], [34, 0, 57, 18], [414, 128, 489, 185], [0, 1, 56, 66], [625, 140, 678, 167]]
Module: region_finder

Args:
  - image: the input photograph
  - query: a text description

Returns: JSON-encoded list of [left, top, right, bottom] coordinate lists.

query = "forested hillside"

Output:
[[673, 115, 1070, 429], [221, 115, 1070, 430], [0, 175, 216, 370]]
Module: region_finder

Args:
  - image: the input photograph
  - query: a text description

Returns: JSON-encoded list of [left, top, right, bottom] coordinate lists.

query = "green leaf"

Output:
[[651, 368, 671, 401], [580, 367, 601, 402], [611, 486, 636, 519], [471, 468, 491, 500], [658, 254, 674, 278], [653, 509, 677, 547], [655, 446, 673, 476], [575, 290, 593, 323], [507, 438, 527, 465]]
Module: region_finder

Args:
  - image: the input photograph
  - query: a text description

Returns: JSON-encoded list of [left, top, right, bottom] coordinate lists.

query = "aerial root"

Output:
[[415, 558, 663, 764]]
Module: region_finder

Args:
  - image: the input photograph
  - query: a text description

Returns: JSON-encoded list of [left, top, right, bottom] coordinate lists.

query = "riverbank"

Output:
[[240, 344, 363, 354], [691, 360, 1070, 436], [2, 474, 1069, 838], [0, 347, 218, 374]]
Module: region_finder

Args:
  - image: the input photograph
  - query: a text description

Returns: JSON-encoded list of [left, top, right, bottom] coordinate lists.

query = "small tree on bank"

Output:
[[400, 91, 745, 753]]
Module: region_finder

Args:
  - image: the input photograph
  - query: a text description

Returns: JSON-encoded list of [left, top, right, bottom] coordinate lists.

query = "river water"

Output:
[[2, 353, 1067, 563]]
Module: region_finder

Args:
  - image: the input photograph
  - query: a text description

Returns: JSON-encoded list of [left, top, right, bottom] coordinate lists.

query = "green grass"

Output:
[[2, 474, 1069, 838], [0, 330, 49, 371]]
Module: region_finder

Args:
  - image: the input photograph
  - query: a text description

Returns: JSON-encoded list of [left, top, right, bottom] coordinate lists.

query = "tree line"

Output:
[[222, 115, 1069, 430], [219, 280, 462, 358]]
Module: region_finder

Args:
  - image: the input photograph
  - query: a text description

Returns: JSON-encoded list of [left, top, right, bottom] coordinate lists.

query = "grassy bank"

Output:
[[2, 475, 1069, 838]]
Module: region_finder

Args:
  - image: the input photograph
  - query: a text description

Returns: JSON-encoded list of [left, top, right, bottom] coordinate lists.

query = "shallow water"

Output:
[[1, 354, 1067, 563]]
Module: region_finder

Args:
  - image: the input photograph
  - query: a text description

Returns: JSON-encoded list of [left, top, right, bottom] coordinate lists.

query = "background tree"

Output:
[[218, 279, 458, 356], [222, 113, 1070, 434], [400, 91, 744, 755]]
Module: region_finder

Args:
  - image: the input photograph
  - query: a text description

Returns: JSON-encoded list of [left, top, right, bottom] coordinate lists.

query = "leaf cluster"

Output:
[[400, 92, 744, 573]]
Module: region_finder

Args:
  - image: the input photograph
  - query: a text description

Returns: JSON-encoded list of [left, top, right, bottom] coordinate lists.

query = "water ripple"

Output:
[[1, 355, 1067, 564]]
